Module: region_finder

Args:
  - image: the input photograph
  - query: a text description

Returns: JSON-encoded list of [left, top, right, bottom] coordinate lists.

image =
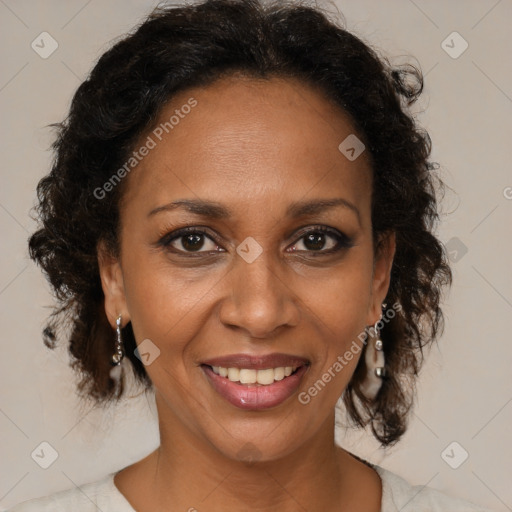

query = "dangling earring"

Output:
[[360, 304, 387, 400], [109, 315, 125, 383]]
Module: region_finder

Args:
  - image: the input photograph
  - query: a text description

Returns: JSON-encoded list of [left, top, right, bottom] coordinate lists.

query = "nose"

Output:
[[218, 247, 301, 339]]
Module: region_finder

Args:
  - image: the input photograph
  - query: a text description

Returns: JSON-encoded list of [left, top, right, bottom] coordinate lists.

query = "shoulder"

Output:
[[7, 472, 135, 512], [374, 464, 496, 512]]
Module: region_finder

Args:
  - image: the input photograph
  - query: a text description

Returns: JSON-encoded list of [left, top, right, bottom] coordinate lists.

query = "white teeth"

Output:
[[210, 365, 299, 385], [274, 367, 285, 381], [256, 368, 275, 385], [227, 367, 240, 382], [211, 365, 229, 378], [239, 369, 257, 384]]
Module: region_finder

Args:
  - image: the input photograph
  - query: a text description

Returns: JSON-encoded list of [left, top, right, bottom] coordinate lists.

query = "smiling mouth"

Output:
[[201, 362, 310, 410], [203, 364, 304, 386]]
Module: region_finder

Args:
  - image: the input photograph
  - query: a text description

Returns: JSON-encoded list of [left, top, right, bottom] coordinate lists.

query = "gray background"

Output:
[[0, 0, 511, 510]]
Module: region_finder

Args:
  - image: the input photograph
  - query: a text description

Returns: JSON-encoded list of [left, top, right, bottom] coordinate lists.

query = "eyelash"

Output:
[[157, 225, 354, 257]]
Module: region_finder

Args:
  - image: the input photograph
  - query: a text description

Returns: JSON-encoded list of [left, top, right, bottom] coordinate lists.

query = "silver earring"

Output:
[[111, 315, 124, 365], [109, 315, 124, 383], [360, 304, 387, 400]]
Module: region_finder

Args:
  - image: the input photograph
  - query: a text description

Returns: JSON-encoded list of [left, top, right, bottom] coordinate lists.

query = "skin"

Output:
[[98, 74, 395, 512]]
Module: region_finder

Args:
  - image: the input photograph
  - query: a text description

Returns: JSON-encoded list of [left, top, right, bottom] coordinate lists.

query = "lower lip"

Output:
[[202, 365, 309, 410]]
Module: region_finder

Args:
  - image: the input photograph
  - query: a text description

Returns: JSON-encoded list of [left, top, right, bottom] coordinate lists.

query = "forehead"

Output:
[[121, 75, 372, 217]]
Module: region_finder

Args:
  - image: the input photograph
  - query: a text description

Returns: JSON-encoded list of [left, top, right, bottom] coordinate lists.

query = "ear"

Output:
[[367, 231, 396, 325], [97, 239, 130, 328]]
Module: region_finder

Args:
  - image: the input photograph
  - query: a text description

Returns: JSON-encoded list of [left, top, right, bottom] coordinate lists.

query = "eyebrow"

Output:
[[148, 197, 360, 224]]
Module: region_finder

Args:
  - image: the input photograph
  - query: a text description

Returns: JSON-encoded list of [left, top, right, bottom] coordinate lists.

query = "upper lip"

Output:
[[201, 353, 310, 370]]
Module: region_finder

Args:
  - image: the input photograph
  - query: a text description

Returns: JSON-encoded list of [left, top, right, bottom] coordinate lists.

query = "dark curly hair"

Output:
[[28, 0, 452, 447]]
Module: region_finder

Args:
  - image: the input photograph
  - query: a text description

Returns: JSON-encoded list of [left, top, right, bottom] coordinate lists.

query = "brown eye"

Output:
[[302, 232, 333, 251], [289, 226, 354, 254], [160, 228, 222, 254], [179, 232, 207, 252]]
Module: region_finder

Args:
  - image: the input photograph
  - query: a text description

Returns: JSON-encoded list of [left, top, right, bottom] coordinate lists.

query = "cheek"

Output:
[[122, 267, 209, 399], [298, 251, 373, 391], [298, 282, 370, 409], [122, 257, 222, 350], [302, 253, 373, 332]]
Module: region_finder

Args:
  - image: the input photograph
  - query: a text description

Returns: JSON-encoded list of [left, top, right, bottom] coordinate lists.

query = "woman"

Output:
[[10, 0, 494, 510]]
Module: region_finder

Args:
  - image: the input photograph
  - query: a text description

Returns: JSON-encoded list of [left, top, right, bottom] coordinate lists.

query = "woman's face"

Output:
[[99, 75, 394, 462]]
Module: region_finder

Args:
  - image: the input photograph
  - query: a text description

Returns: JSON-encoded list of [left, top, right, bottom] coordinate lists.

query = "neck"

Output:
[[126, 392, 380, 512]]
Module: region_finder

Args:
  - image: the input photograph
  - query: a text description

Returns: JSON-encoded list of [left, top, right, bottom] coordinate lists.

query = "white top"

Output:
[[8, 464, 495, 511]]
